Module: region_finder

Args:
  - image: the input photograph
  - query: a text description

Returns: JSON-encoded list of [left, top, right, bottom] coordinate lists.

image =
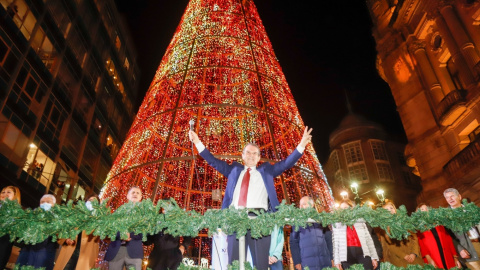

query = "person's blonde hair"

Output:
[[2, 186, 21, 204], [382, 200, 396, 211]]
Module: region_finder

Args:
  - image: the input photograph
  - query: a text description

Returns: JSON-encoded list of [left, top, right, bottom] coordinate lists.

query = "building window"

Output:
[[330, 150, 340, 172], [447, 57, 465, 90], [377, 163, 394, 182], [348, 163, 369, 182], [1, 0, 38, 41], [24, 144, 56, 186], [370, 140, 388, 161], [343, 141, 364, 164]]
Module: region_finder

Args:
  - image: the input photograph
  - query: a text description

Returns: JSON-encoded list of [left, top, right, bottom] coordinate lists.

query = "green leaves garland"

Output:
[[1, 199, 479, 244]]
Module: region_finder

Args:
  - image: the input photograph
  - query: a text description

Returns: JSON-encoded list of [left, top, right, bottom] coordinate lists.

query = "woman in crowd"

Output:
[[54, 195, 101, 270], [332, 199, 379, 270], [16, 194, 58, 270], [377, 201, 424, 267], [416, 203, 461, 269], [0, 186, 21, 269]]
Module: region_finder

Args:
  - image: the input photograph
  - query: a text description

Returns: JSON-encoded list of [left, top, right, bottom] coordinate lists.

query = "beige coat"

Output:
[[54, 231, 100, 270], [377, 229, 424, 267]]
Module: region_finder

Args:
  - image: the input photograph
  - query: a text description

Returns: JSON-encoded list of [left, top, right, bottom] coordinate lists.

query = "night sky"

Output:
[[114, 0, 406, 163]]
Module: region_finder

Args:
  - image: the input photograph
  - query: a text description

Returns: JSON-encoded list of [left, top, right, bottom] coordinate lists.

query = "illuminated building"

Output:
[[325, 112, 422, 211], [0, 0, 139, 207], [367, 0, 480, 206], [99, 0, 334, 261]]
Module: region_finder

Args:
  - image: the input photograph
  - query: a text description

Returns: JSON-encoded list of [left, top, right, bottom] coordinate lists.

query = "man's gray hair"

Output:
[[300, 196, 314, 206], [443, 188, 460, 197], [242, 143, 260, 154], [41, 194, 56, 204]]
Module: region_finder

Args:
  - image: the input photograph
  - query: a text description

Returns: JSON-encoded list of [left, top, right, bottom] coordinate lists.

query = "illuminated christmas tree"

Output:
[[100, 0, 334, 214]]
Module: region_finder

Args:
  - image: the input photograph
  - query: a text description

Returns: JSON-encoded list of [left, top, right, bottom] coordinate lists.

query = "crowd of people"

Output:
[[288, 188, 480, 270], [0, 186, 190, 270], [1, 186, 480, 270], [0, 127, 478, 270]]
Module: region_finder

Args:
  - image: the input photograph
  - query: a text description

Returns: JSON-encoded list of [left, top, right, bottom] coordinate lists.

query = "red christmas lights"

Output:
[[100, 0, 334, 243]]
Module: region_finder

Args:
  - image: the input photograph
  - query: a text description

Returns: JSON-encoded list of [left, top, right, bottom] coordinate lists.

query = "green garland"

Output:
[[14, 261, 462, 270], [1, 198, 479, 244]]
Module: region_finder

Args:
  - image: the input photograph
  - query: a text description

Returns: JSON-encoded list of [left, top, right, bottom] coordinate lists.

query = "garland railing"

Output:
[[1, 198, 479, 244]]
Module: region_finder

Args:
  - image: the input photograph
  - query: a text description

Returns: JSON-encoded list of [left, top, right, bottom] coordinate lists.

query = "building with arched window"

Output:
[[325, 112, 422, 211]]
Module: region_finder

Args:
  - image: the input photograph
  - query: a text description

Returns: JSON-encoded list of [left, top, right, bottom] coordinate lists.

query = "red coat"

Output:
[[417, 226, 458, 269]]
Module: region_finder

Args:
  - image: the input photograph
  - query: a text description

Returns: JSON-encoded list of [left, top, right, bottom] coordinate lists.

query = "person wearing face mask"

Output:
[[104, 187, 144, 270], [0, 186, 21, 269], [16, 194, 58, 270], [54, 196, 101, 270]]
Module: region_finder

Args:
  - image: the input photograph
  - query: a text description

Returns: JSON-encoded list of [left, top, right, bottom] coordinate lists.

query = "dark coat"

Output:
[[104, 232, 143, 261], [290, 223, 333, 270], [199, 148, 303, 212], [145, 231, 192, 270]]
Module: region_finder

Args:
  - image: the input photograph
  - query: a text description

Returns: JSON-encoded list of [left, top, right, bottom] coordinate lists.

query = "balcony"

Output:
[[444, 137, 480, 182], [437, 90, 467, 126]]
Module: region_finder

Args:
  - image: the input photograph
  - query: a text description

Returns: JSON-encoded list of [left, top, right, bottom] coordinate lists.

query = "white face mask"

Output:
[[85, 201, 94, 211], [40, 203, 52, 211]]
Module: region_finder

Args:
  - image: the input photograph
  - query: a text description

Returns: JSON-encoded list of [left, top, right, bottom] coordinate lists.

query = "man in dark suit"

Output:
[[189, 126, 312, 269], [105, 187, 144, 270]]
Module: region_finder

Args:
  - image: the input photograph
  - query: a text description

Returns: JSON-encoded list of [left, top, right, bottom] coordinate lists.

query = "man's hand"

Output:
[[372, 259, 378, 269], [189, 130, 200, 144], [336, 264, 343, 270], [65, 239, 75, 245], [455, 258, 462, 268], [299, 126, 313, 148], [295, 264, 302, 270], [126, 232, 131, 241], [269, 256, 278, 264], [460, 249, 471, 259], [404, 254, 416, 263], [179, 245, 185, 255]]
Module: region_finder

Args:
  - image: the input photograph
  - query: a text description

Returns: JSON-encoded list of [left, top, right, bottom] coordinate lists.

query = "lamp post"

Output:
[[375, 189, 385, 205], [348, 181, 386, 206], [350, 182, 361, 205]]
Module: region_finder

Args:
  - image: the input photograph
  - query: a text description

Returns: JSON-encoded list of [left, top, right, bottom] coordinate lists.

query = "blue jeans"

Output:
[[270, 260, 283, 270]]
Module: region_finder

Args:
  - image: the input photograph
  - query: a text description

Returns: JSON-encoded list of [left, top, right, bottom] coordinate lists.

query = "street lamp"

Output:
[[375, 189, 385, 203], [350, 182, 360, 204], [340, 191, 348, 200]]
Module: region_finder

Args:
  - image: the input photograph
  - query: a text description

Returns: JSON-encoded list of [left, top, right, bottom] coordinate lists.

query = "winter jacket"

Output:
[[290, 223, 333, 270], [333, 221, 379, 265]]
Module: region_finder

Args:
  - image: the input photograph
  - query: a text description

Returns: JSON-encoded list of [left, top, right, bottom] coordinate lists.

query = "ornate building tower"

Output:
[[367, 0, 480, 206], [100, 0, 334, 213], [325, 112, 422, 211]]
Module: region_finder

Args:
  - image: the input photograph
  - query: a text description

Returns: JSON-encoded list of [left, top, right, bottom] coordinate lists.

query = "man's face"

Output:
[[444, 192, 462, 208], [299, 198, 312, 209], [242, 145, 261, 167], [40, 196, 55, 206], [127, 188, 143, 203], [419, 205, 428, 212]]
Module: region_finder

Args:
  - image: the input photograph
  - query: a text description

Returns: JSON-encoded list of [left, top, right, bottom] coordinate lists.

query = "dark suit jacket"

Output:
[[104, 232, 143, 261], [199, 148, 303, 212]]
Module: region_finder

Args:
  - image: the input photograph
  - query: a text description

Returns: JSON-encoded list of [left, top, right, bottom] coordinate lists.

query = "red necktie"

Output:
[[238, 168, 251, 207]]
